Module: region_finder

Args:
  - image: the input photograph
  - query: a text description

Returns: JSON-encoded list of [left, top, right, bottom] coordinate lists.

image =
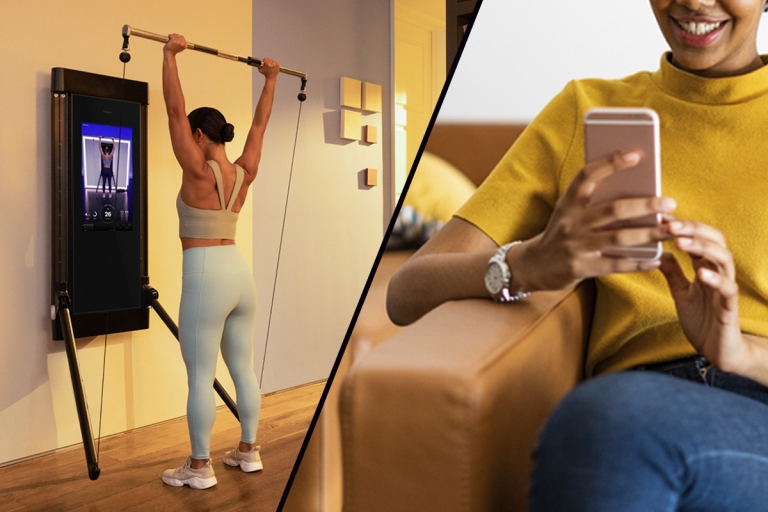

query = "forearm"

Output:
[[386, 251, 493, 326], [162, 52, 185, 117], [386, 225, 551, 325], [252, 77, 276, 129]]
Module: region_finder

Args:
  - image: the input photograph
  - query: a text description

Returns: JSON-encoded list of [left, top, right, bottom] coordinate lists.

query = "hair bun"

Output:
[[220, 123, 235, 143]]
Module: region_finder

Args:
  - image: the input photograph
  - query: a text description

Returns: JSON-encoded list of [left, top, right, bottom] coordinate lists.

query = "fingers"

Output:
[[551, 151, 670, 251], [666, 219, 738, 311], [165, 33, 187, 53], [574, 251, 661, 278], [258, 58, 280, 78], [570, 199, 673, 252], [600, 257, 662, 274], [669, 219, 726, 246], [698, 267, 739, 311], [584, 196, 676, 229], [568, 151, 640, 203], [558, 152, 673, 254], [541, 151, 671, 284], [658, 251, 690, 293], [579, 224, 669, 252], [670, 220, 734, 278]]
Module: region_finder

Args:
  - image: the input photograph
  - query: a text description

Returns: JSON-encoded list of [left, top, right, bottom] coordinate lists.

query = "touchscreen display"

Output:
[[80, 122, 133, 230]]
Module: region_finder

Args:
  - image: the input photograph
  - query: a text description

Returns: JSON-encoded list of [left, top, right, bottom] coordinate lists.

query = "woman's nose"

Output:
[[674, 0, 717, 11]]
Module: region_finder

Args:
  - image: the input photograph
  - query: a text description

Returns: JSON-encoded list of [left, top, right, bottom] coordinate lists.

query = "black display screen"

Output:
[[71, 94, 142, 314]]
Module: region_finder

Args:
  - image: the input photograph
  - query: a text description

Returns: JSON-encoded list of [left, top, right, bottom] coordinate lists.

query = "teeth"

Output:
[[678, 20, 722, 35]]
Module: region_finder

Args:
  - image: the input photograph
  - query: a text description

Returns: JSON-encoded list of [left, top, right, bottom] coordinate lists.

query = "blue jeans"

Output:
[[529, 358, 768, 511]]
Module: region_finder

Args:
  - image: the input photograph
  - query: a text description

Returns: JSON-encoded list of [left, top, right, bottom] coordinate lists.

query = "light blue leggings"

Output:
[[178, 245, 261, 460]]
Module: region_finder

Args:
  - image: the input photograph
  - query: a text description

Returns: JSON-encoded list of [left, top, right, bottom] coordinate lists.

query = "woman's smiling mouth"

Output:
[[676, 19, 726, 35], [672, 17, 728, 45]]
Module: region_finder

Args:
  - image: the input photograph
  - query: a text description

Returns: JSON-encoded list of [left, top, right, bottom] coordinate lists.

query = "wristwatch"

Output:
[[484, 241, 531, 303]]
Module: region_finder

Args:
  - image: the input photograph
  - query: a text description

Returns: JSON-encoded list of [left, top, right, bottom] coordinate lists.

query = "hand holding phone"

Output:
[[505, 108, 670, 293]]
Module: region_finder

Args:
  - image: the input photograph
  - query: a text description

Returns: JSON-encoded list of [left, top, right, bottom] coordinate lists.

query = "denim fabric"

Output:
[[636, 356, 768, 406], [529, 363, 768, 512]]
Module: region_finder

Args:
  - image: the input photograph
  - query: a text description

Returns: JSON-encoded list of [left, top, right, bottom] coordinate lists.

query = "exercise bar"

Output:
[[121, 25, 308, 100]]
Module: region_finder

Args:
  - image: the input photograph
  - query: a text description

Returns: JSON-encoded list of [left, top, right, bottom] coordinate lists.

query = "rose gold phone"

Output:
[[585, 107, 662, 261]]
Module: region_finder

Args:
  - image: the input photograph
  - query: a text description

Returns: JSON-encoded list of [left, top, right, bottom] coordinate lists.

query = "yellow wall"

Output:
[[393, 1, 446, 204], [0, 0, 252, 464]]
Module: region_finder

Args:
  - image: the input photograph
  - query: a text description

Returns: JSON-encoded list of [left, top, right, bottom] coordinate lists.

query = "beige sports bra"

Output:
[[176, 160, 245, 240]]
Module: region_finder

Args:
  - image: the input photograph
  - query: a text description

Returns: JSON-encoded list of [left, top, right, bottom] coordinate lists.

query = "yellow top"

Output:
[[456, 54, 768, 376], [176, 160, 244, 240]]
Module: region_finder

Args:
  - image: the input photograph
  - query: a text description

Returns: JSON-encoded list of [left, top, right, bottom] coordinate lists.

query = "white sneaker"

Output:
[[223, 446, 263, 473], [162, 457, 217, 489]]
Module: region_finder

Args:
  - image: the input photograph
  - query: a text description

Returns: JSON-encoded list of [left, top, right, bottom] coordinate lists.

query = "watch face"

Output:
[[485, 263, 504, 294]]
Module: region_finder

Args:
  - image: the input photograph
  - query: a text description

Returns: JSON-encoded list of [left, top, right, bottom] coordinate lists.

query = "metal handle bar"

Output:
[[122, 25, 308, 80]]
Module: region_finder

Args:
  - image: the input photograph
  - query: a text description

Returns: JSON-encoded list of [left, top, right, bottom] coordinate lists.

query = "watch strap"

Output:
[[489, 241, 531, 303]]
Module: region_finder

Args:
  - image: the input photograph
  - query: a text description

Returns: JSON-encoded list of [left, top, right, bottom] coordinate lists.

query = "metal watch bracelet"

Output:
[[490, 241, 531, 303]]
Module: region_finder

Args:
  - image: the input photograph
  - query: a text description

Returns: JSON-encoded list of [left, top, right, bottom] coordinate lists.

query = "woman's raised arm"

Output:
[[162, 33, 206, 176], [235, 59, 279, 179]]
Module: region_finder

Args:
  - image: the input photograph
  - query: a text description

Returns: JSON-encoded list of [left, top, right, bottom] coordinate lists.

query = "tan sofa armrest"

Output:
[[339, 283, 595, 512], [284, 251, 416, 512]]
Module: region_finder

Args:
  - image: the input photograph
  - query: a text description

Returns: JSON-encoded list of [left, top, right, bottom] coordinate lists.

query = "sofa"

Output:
[[283, 123, 588, 511]]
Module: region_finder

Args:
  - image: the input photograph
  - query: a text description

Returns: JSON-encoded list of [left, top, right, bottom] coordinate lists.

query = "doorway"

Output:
[[392, 0, 446, 208]]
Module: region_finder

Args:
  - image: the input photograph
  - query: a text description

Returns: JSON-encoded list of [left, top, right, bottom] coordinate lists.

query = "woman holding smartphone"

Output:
[[159, 33, 279, 489], [388, 0, 768, 509]]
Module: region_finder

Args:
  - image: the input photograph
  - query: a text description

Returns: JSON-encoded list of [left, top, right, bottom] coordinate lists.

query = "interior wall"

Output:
[[439, 0, 674, 122], [0, 0, 252, 465], [250, 0, 391, 393]]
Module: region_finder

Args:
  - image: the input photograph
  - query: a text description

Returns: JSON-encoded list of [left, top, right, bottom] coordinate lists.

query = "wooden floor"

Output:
[[0, 381, 324, 512]]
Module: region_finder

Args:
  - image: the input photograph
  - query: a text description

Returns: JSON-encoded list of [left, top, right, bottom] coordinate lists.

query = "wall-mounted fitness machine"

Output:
[[51, 68, 239, 481], [51, 67, 148, 340]]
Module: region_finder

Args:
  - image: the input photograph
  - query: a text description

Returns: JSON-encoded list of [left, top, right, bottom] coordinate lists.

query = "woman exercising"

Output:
[[159, 33, 279, 489], [97, 137, 115, 197], [388, 0, 768, 509]]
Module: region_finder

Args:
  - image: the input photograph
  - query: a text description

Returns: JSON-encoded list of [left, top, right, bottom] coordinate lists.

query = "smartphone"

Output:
[[584, 107, 662, 261]]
